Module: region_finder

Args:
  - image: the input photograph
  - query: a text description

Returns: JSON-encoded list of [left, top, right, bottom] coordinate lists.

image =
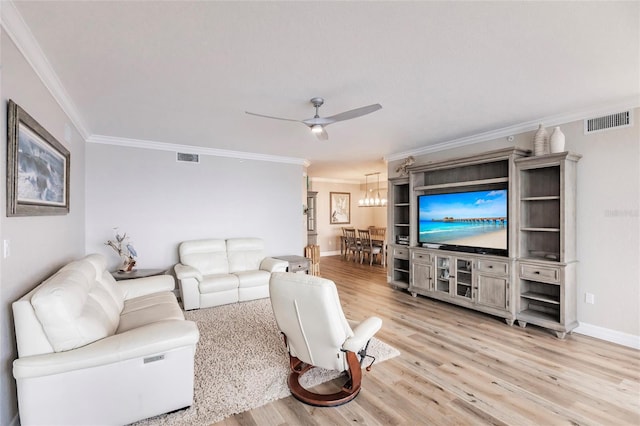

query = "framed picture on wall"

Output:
[[7, 100, 70, 216], [329, 192, 350, 224]]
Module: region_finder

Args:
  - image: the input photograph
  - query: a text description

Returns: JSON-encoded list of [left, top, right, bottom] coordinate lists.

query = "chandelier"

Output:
[[358, 172, 387, 207]]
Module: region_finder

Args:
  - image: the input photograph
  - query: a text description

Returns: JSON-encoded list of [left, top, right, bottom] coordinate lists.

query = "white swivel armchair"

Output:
[[269, 272, 382, 406]]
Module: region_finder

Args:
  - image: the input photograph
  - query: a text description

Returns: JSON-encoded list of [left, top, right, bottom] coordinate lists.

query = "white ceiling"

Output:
[[8, 1, 640, 181]]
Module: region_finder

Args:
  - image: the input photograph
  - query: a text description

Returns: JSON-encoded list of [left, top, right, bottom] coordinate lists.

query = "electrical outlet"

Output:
[[585, 292, 595, 304], [3, 239, 10, 258]]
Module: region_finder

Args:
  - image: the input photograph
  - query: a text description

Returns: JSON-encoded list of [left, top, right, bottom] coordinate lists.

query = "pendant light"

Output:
[[358, 172, 387, 207]]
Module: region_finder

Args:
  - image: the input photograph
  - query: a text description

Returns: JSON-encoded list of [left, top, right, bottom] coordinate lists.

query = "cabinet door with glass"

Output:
[[434, 255, 453, 296], [453, 257, 474, 301]]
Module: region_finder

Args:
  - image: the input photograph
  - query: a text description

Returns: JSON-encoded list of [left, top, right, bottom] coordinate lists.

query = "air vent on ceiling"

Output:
[[176, 152, 199, 163], [584, 110, 632, 134]]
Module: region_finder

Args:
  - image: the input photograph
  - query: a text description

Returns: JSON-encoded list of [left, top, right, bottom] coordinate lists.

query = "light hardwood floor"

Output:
[[217, 255, 640, 425]]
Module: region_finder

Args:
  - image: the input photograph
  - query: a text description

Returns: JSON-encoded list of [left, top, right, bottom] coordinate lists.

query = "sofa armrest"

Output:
[[119, 275, 176, 300], [13, 320, 200, 379], [260, 257, 289, 273], [174, 263, 203, 281], [342, 316, 382, 353]]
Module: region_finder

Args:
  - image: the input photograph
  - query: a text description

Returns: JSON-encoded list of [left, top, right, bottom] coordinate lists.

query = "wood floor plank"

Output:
[[216, 255, 640, 425]]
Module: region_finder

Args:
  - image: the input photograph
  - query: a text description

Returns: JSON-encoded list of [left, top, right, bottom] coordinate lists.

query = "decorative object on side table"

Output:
[[105, 228, 137, 272], [549, 126, 566, 153], [533, 124, 549, 156], [6, 100, 70, 216]]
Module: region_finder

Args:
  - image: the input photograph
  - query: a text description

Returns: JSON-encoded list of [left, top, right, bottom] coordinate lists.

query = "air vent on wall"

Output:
[[176, 152, 199, 163], [584, 110, 632, 134]]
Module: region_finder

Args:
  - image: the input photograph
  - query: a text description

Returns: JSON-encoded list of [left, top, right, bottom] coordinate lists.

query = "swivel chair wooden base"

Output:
[[287, 350, 362, 407]]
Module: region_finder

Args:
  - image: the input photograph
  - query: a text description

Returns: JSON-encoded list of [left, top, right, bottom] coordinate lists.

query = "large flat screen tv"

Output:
[[418, 188, 508, 256]]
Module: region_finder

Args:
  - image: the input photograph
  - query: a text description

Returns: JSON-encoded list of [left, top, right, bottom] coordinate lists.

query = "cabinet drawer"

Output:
[[393, 247, 409, 259], [411, 251, 431, 263], [520, 263, 560, 284], [476, 259, 508, 275]]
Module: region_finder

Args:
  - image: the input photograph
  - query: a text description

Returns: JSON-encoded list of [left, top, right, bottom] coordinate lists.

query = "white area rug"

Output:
[[133, 298, 400, 425]]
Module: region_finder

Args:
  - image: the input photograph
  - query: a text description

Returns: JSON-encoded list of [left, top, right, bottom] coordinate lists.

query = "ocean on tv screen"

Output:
[[418, 220, 507, 249], [418, 190, 507, 249]]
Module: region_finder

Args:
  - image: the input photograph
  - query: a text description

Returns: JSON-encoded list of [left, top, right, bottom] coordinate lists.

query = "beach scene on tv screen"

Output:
[[419, 190, 507, 249]]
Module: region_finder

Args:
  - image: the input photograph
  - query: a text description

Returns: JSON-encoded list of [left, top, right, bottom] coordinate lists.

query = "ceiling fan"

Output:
[[245, 97, 382, 141]]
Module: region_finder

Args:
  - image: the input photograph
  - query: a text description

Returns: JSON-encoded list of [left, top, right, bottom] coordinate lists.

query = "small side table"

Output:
[[273, 255, 310, 274], [111, 268, 166, 281]]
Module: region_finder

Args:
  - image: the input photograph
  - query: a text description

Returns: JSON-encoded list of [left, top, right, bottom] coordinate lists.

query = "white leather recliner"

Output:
[[269, 272, 382, 406], [175, 238, 288, 310], [12, 253, 200, 426]]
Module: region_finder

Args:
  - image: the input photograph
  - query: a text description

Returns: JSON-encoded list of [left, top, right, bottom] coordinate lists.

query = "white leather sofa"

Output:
[[12, 253, 200, 426], [174, 238, 288, 310]]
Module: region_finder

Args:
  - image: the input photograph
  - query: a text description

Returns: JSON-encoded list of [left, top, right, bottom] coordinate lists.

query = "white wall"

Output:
[[85, 142, 305, 270], [388, 110, 640, 342], [0, 30, 86, 425]]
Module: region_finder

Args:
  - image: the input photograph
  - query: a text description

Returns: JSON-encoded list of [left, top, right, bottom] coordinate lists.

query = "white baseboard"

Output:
[[320, 250, 341, 256], [574, 323, 639, 349]]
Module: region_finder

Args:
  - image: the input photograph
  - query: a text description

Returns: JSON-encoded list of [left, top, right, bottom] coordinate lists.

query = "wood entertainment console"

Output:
[[387, 147, 581, 338]]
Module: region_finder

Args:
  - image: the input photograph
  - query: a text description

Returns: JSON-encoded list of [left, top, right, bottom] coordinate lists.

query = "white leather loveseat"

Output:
[[12, 253, 200, 426], [174, 238, 288, 310]]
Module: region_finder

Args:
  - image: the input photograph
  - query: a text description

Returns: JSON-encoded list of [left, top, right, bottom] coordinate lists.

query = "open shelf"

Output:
[[521, 291, 560, 305], [389, 177, 411, 248], [518, 308, 559, 323], [414, 177, 509, 192]]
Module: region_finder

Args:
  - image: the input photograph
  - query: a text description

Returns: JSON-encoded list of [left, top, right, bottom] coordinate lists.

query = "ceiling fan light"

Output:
[[311, 124, 323, 134]]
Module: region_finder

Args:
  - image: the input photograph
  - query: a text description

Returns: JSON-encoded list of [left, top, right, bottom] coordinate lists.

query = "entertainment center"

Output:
[[387, 147, 581, 338]]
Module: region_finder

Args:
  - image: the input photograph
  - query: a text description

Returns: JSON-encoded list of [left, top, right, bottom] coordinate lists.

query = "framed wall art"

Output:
[[7, 100, 70, 216], [329, 192, 350, 224]]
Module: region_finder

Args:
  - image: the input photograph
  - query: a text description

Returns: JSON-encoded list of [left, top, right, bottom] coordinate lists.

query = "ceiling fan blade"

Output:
[[315, 127, 329, 141], [245, 111, 301, 123], [325, 104, 382, 123]]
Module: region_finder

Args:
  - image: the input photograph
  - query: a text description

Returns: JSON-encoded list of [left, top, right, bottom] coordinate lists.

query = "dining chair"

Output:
[[343, 228, 360, 262], [369, 227, 387, 267], [358, 229, 382, 266], [340, 227, 351, 258]]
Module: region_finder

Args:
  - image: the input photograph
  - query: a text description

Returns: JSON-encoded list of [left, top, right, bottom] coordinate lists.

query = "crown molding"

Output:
[[87, 134, 309, 166], [386, 97, 640, 162], [1, 0, 91, 139], [309, 177, 362, 185]]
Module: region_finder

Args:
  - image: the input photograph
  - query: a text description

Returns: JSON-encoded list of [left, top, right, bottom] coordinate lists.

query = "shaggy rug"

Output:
[[133, 298, 400, 426]]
